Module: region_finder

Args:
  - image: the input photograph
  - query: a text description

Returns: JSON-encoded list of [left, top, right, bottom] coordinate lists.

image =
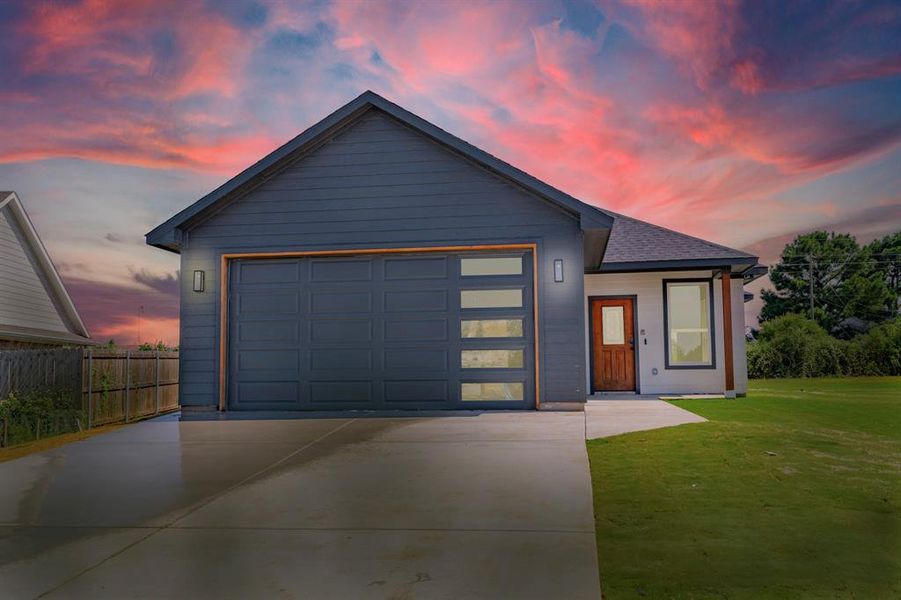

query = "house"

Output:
[[147, 92, 765, 413], [0, 192, 94, 349]]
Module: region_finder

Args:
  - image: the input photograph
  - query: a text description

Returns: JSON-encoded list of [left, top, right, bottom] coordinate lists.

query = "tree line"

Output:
[[760, 231, 900, 336], [750, 230, 900, 378]]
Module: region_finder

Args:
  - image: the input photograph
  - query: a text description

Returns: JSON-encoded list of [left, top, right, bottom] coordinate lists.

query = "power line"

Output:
[[773, 260, 900, 267]]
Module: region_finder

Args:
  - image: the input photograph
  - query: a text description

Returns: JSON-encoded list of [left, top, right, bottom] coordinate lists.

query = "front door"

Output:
[[591, 298, 636, 392]]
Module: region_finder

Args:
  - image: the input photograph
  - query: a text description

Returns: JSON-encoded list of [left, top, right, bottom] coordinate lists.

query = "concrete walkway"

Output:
[[0, 412, 600, 599], [585, 398, 707, 439]]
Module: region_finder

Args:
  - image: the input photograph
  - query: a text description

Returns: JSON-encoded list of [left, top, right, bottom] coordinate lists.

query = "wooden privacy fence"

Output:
[[0, 347, 82, 401], [84, 350, 179, 427], [1, 348, 84, 446], [0, 348, 179, 446]]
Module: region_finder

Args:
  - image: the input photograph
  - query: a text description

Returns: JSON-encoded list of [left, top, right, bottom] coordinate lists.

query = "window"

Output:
[[664, 280, 714, 368], [461, 349, 524, 369], [460, 256, 522, 276], [461, 319, 523, 338], [460, 289, 522, 309], [461, 382, 524, 401], [601, 306, 625, 344]]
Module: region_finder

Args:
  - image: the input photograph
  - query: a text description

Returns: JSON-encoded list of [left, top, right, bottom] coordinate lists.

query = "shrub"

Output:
[[748, 314, 901, 378], [851, 318, 901, 375], [0, 386, 83, 447], [137, 341, 177, 352], [749, 315, 836, 378]]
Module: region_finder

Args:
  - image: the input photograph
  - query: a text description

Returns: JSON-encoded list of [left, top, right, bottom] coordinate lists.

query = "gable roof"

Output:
[[146, 90, 613, 252], [594, 208, 758, 272], [0, 192, 94, 345], [145, 90, 760, 274]]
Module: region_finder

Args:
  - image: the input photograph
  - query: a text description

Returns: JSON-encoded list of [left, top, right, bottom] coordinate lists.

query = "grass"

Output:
[[0, 424, 122, 464], [587, 377, 901, 599]]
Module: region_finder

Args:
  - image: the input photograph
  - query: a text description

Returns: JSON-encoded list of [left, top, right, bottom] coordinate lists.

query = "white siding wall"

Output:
[[584, 270, 747, 395], [0, 207, 68, 333]]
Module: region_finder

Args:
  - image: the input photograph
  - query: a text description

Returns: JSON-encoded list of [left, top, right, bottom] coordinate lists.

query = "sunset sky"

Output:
[[1, 0, 899, 346]]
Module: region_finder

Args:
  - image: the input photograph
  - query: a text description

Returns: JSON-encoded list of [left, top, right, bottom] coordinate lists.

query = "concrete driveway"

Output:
[[0, 412, 600, 599]]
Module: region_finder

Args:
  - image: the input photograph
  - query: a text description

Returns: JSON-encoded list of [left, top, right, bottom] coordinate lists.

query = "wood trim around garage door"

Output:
[[218, 243, 541, 411]]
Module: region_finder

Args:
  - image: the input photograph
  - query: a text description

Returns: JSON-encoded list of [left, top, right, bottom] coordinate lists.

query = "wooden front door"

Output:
[[591, 298, 636, 392]]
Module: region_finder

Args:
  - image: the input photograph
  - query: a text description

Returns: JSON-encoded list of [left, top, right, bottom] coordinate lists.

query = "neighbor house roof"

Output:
[[146, 91, 761, 275], [0, 191, 95, 346], [146, 90, 613, 253]]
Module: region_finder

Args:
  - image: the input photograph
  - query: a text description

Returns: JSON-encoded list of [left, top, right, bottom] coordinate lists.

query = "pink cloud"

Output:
[[613, 0, 901, 95], [1, 0, 269, 173], [613, 0, 741, 91], [62, 270, 179, 347], [1, 0, 897, 257], [93, 316, 180, 348], [18, 0, 249, 99], [0, 133, 281, 174]]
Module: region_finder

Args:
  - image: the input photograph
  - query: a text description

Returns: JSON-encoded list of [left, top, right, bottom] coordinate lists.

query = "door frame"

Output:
[[588, 295, 639, 393], [218, 243, 540, 411]]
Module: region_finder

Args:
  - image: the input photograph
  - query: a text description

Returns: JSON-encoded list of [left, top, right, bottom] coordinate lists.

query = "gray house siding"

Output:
[[0, 206, 69, 333], [177, 110, 586, 409]]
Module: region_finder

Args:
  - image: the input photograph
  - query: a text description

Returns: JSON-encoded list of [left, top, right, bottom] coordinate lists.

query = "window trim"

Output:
[[662, 278, 716, 370]]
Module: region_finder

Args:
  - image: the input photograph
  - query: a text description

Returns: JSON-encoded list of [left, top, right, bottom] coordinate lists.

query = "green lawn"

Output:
[[587, 377, 901, 599]]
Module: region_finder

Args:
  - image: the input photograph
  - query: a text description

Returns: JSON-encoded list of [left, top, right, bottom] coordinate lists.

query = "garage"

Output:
[[227, 249, 535, 410], [149, 92, 608, 413]]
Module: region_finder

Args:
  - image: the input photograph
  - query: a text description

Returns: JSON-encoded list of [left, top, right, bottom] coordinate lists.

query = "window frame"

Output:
[[662, 278, 717, 370]]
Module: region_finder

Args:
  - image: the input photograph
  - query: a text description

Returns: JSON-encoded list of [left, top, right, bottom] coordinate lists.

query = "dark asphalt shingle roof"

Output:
[[598, 208, 755, 264]]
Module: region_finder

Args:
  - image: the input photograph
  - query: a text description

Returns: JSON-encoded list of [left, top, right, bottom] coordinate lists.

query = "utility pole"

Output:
[[808, 256, 815, 320]]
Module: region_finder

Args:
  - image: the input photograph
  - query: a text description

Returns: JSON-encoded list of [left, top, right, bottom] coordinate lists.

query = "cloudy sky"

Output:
[[1, 0, 899, 345]]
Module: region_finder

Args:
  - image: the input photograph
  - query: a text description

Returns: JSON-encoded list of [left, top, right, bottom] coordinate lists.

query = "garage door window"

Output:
[[460, 256, 522, 276], [461, 382, 524, 401], [460, 289, 522, 308], [461, 319, 523, 338], [461, 349, 524, 369]]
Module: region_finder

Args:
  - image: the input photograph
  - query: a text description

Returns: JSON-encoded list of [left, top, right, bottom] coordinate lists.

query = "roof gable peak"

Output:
[[146, 91, 613, 252]]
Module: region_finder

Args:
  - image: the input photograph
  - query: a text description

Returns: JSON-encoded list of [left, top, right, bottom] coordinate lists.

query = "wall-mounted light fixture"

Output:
[[193, 270, 205, 293], [553, 259, 564, 283]]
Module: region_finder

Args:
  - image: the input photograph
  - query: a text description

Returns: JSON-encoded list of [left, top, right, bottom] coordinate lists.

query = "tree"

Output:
[[864, 232, 901, 315], [760, 231, 895, 332], [837, 274, 894, 322]]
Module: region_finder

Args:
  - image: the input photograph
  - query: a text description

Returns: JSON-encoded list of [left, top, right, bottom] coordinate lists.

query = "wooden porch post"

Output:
[[721, 266, 735, 398]]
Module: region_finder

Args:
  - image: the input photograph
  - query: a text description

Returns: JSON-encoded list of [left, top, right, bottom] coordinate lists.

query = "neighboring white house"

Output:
[[0, 191, 94, 349]]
